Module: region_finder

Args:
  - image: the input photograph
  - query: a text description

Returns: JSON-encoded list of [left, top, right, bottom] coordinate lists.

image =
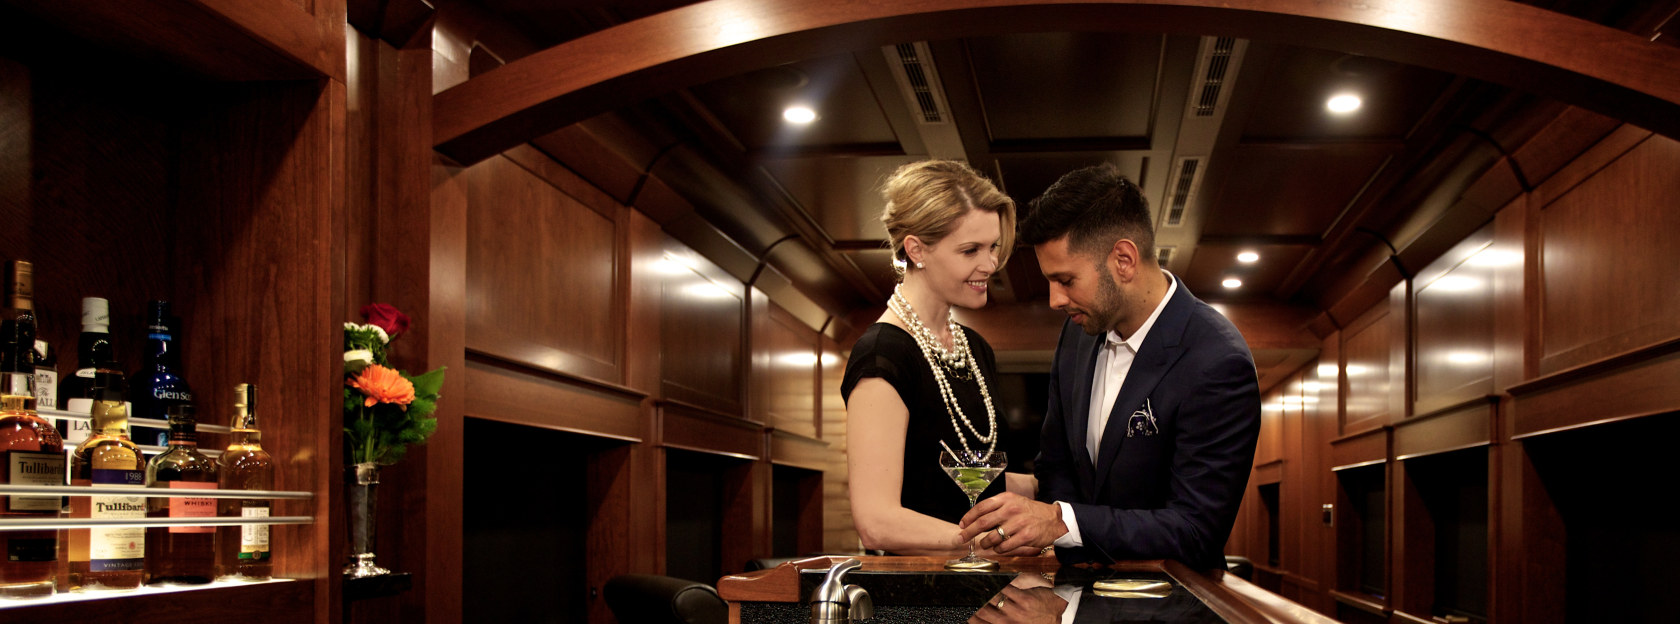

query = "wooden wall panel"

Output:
[[1341, 303, 1393, 434], [1538, 135, 1680, 374], [1413, 224, 1496, 416], [661, 402, 762, 460], [770, 430, 828, 472], [661, 239, 746, 416], [462, 354, 643, 441], [764, 303, 818, 438], [1330, 428, 1387, 471], [1393, 398, 1494, 461], [465, 154, 620, 382], [819, 336, 859, 554]]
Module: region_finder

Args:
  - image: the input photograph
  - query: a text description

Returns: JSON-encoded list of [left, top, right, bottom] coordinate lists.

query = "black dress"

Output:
[[841, 323, 1007, 527]]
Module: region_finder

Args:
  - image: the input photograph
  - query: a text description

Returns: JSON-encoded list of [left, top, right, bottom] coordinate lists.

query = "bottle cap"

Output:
[[146, 301, 171, 333], [7, 260, 33, 307], [82, 297, 110, 332]]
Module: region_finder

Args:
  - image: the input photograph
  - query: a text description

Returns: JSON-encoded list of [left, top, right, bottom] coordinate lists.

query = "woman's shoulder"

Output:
[[852, 322, 916, 355]]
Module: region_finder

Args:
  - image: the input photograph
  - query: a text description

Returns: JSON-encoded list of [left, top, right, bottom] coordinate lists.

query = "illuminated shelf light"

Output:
[[0, 578, 296, 611], [0, 485, 312, 500], [0, 516, 314, 531]]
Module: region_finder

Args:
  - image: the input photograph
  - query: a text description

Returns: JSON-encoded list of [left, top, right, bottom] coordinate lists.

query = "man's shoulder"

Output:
[[1177, 297, 1254, 365]]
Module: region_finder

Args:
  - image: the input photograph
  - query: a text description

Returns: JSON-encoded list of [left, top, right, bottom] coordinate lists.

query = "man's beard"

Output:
[[1077, 266, 1130, 336]]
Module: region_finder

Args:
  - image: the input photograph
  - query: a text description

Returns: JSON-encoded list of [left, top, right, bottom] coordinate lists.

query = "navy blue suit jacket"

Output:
[[1034, 276, 1261, 571]]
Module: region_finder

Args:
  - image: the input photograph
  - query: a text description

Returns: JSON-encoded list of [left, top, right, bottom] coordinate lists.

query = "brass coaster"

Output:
[[944, 560, 1001, 571], [1091, 579, 1171, 598]]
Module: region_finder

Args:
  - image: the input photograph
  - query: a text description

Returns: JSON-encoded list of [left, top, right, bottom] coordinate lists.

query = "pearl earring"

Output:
[[916, 262, 924, 269]]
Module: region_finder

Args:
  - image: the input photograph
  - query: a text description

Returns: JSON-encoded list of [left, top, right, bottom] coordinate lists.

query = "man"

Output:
[[958, 164, 1261, 570]]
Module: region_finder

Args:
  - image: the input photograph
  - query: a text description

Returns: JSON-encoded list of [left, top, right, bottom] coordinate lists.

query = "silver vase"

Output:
[[344, 462, 391, 578]]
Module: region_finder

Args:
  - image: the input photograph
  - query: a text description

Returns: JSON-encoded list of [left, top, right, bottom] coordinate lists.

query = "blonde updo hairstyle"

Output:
[[880, 160, 1016, 278]]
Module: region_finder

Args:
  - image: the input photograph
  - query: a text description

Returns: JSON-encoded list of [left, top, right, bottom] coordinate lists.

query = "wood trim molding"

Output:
[[661, 400, 765, 459], [1393, 395, 1496, 461], [1508, 335, 1680, 440], [769, 429, 829, 472], [1329, 427, 1388, 471], [432, 0, 1680, 165], [1329, 589, 1390, 615]]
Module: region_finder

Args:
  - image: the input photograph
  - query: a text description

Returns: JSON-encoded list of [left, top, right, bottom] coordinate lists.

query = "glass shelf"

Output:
[[0, 516, 313, 530], [0, 485, 312, 499], [0, 577, 297, 611], [38, 408, 233, 435]]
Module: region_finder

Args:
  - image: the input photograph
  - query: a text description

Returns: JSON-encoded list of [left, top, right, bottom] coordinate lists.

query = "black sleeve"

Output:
[[841, 327, 916, 406]]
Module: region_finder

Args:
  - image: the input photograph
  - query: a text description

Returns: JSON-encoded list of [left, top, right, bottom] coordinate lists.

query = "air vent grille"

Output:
[[1156, 247, 1174, 269], [1194, 37, 1237, 117], [895, 43, 946, 123], [1165, 158, 1201, 226]]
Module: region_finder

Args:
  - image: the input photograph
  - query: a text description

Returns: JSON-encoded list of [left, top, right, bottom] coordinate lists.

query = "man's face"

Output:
[[1034, 236, 1129, 336]]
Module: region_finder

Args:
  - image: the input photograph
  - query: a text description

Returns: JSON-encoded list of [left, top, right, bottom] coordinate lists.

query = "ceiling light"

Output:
[[783, 107, 816, 123], [1317, 364, 1338, 377], [1236, 251, 1259, 263], [1222, 278, 1242, 289], [1327, 94, 1362, 114]]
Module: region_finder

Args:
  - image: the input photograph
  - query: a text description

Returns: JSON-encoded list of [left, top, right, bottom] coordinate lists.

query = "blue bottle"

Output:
[[130, 301, 192, 447]]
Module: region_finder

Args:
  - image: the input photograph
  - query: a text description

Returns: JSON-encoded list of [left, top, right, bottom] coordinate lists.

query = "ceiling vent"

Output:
[[1156, 246, 1175, 269], [886, 42, 951, 125], [1163, 157, 1203, 227], [1193, 37, 1236, 117]]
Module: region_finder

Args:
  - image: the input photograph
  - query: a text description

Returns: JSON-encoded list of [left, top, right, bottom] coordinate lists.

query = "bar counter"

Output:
[[718, 556, 1338, 623]]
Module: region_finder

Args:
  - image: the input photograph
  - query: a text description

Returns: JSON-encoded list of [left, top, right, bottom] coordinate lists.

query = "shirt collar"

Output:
[[1106, 272, 1177, 351]]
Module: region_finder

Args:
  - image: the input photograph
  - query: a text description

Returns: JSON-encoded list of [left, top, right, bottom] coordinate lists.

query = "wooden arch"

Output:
[[433, 0, 1680, 165]]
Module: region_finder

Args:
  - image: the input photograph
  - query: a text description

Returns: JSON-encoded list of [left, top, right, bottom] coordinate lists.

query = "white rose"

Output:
[[344, 349, 375, 374]]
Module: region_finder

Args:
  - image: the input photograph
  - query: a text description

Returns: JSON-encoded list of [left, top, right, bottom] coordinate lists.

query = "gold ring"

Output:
[[996, 527, 1010, 540]]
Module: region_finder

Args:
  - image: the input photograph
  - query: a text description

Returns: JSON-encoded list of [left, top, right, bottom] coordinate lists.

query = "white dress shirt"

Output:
[[1054, 273, 1177, 549]]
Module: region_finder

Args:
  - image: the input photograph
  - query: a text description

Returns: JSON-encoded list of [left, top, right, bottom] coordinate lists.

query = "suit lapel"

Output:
[[1068, 332, 1103, 485], [1092, 277, 1195, 495]]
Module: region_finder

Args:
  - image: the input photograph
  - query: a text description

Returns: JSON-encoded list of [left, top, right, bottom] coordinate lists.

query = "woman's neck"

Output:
[[896, 273, 954, 347]]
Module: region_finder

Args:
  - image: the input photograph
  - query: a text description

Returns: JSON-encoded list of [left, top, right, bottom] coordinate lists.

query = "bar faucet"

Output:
[[810, 558, 873, 623]]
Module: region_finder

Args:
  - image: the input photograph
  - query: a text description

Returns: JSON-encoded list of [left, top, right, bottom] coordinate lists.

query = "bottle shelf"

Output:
[[0, 484, 312, 499], [0, 577, 298, 611], [38, 408, 233, 435], [135, 444, 223, 457], [0, 515, 313, 531]]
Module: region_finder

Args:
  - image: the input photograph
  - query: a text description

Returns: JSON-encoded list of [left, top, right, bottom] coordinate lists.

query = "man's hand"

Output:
[[967, 586, 1067, 624], [958, 493, 1068, 552]]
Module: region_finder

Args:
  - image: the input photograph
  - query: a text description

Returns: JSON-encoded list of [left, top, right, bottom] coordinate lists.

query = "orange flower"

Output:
[[348, 365, 416, 410]]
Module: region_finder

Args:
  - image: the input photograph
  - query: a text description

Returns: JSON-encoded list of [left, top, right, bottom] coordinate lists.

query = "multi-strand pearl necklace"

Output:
[[888, 285, 998, 456]]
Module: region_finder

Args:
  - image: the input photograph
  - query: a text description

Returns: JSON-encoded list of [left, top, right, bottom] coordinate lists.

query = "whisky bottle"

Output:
[[217, 384, 273, 581], [144, 403, 217, 585], [68, 372, 145, 592], [131, 302, 189, 447], [59, 298, 118, 445], [0, 319, 64, 600], [4, 261, 55, 413]]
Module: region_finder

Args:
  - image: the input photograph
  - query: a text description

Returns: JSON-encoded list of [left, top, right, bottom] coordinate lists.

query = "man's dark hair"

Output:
[[1017, 164, 1154, 263]]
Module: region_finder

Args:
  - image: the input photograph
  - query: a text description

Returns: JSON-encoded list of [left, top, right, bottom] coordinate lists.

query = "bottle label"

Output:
[[89, 469, 145, 571], [167, 481, 217, 533], [241, 506, 271, 559], [6, 537, 56, 563], [34, 368, 57, 411], [76, 367, 95, 379], [6, 451, 64, 512]]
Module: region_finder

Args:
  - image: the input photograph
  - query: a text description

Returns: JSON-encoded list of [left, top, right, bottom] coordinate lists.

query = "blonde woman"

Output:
[[842, 160, 1040, 557]]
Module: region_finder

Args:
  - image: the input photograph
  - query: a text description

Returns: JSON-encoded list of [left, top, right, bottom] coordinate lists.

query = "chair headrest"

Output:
[[603, 574, 726, 624]]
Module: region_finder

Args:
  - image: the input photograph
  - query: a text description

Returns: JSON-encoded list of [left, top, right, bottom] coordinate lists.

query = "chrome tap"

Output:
[[810, 558, 873, 623]]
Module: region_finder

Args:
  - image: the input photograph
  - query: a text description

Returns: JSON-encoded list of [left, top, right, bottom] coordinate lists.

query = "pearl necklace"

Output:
[[888, 285, 998, 456]]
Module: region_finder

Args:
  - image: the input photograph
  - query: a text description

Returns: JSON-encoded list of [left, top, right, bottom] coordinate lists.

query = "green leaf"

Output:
[[407, 367, 446, 398]]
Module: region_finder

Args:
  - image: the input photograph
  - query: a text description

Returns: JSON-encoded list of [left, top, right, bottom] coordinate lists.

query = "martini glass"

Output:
[[940, 448, 1007, 571]]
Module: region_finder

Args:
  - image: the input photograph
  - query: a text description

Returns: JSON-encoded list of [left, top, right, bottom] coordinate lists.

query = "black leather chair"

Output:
[[603, 574, 727, 624], [1224, 555, 1254, 581]]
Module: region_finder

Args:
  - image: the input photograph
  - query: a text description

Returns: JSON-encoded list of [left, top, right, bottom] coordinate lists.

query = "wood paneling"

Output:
[[1508, 339, 1680, 439], [1413, 225, 1495, 416], [1393, 398, 1494, 461], [465, 153, 621, 383], [763, 303, 818, 438], [769, 430, 827, 472], [1538, 135, 1680, 374], [1329, 428, 1387, 471], [818, 336, 858, 554], [661, 402, 762, 460], [1341, 301, 1393, 434], [661, 240, 746, 416], [462, 354, 644, 442]]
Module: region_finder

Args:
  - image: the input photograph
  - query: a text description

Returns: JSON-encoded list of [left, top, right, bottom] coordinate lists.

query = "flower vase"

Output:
[[344, 462, 391, 578]]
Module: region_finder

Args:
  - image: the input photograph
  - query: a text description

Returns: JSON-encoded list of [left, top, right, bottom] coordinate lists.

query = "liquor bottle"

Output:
[[0, 319, 64, 600], [218, 384, 273, 581], [144, 403, 217, 585], [4, 261, 55, 413], [57, 297, 115, 450], [68, 371, 145, 591], [131, 302, 190, 447]]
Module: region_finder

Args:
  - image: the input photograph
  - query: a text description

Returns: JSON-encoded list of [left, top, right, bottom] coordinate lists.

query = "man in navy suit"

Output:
[[959, 164, 1261, 571]]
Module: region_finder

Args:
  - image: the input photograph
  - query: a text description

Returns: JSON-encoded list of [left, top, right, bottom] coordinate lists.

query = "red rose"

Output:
[[360, 303, 411, 338]]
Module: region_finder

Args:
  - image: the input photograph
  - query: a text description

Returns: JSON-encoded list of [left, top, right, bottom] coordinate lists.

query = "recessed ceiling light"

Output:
[[1327, 94, 1362, 113], [1222, 278, 1242, 289], [1236, 251, 1259, 263], [783, 107, 816, 123]]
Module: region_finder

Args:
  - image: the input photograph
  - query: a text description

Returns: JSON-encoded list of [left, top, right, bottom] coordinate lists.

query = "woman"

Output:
[[841, 160, 1040, 557]]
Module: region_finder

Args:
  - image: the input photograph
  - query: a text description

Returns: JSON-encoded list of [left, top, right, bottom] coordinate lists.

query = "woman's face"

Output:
[[911, 208, 1002, 310]]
